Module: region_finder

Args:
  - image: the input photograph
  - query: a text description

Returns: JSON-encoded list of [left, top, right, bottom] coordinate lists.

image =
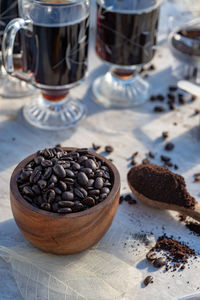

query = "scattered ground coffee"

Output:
[[17, 147, 113, 214], [128, 164, 196, 208], [146, 235, 196, 271]]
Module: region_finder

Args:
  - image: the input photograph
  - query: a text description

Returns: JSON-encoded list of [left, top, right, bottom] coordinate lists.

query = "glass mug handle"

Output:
[[2, 18, 33, 83]]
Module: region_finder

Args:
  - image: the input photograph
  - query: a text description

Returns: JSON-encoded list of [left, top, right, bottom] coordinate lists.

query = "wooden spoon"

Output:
[[127, 169, 200, 222]]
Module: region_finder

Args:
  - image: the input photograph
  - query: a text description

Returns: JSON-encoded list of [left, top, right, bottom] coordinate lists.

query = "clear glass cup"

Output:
[[93, 0, 162, 108], [0, 0, 35, 98], [2, 0, 89, 130]]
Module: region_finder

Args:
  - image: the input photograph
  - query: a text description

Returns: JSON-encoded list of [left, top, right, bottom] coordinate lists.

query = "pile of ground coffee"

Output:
[[128, 164, 196, 208], [17, 147, 113, 214], [146, 235, 196, 271]]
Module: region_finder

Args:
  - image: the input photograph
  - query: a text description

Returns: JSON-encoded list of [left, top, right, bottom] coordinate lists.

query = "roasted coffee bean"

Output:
[[51, 157, 58, 164], [154, 106, 165, 113], [78, 187, 88, 197], [78, 156, 88, 164], [63, 178, 74, 185], [169, 85, 177, 92], [21, 170, 32, 181], [81, 197, 95, 207], [92, 143, 101, 151], [58, 201, 75, 208], [95, 170, 103, 177], [88, 189, 100, 196], [143, 276, 153, 286], [34, 156, 45, 165], [146, 251, 157, 262], [157, 94, 165, 102], [94, 177, 104, 189], [37, 180, 47, 190], [52, 202, 59, 212], [101, 187, 110, 194], [57, 208, 72, 213], [43, 167, 52, 179], [55, 188, 62, 195], [32, 185, 41, 195], [71, 162, 81, 171], [65, 169, 75, 178], [35, 195, 43, 206], [53, 164, 66, 178], [81, 168, 94, 177], [62, 192, 74, 201], [85, 159, 97, 170], [41, 160, 53, 168], [74, 188, 84, 199], [160, 155, 171, 163], [48, 182, 55, 189], [101, 166, 109, 171], [61, 162, 71, 169], [72, 202, 84, 212], [165, 142, 174, 151], [105, 145, 114, 153], [30, 169, 41, 183], [88, 179, 94, 187], [104, 180, 112, 187], [47, 189, 56, 203], [41, 203, 51, 211], [102, 171, 110, 179], [99, 193, 107, 200], [77, 172, 88, 187], [162, 131, 169, 139], [23, 186, 34, 197], [58, 181, 67, 192], [153, 257, 166, 268], [49, 175, 58, 184]]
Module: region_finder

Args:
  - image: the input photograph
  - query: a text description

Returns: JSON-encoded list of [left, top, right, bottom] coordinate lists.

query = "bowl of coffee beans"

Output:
[[10, 147, 120, 254]]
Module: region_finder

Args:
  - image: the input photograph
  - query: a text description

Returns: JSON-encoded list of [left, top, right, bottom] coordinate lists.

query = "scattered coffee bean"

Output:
[[194, 109, 200, 116], [148, 64, 155, 71], [168, 86, 177, 92], [105, 146, 114, 153], [169, 103, 176, 111], [153, 257, 166, 268], [167, 93, 175, 101], [146, 251, 157, 262], [150, 96, 156, 102], [156, 94, 165, 102], [143, 276, 153, 286], [148, 152, 155, 159], [160, 155, 171, 163], [131, 159, 137, 166], [165, 142, 175, 151], [92, 143, 101, 151], [162, 131, 169, 139], [178, 97, 186, 105], [191, 95, 197, 101], [17, 147, 113, 214], [154, 106, 165, 113]]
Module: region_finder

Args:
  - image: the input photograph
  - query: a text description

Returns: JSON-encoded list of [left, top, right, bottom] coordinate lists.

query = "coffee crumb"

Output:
[[142, 158, 150, 165], [150, 96, 156, 102], [169, 86, 178, 92], [156, 94, 165, 102]]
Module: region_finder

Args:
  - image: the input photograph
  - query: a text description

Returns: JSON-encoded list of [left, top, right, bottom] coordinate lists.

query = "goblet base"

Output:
[[23, 94, 86, 130], [93, 69, 150, 108], [0, 73, 35, 98]]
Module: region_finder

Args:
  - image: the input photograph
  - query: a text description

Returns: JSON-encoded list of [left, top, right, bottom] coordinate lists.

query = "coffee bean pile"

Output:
[[17, 147, 113, 214]]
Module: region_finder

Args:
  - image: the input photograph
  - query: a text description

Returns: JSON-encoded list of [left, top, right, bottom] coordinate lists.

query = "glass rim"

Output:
[[96, 0, 162, 13], [34, 0, 87, 6]]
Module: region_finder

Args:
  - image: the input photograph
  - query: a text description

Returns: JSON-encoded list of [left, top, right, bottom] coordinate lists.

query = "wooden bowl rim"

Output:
[[10, 147, 120, 219]]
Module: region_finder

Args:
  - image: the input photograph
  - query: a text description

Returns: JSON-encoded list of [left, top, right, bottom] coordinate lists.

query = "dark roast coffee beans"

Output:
[[17, 147, 113, 214]]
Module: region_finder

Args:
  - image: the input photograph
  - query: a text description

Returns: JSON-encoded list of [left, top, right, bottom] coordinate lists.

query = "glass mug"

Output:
[[3, 0, 89, 130], [93, 0, 162, 108], [0, 0, 34, 98]]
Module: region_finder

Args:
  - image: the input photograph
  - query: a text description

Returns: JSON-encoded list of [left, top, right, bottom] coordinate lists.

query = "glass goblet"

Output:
[[93, 0, 162, 108], [3, 0, 89, 130]]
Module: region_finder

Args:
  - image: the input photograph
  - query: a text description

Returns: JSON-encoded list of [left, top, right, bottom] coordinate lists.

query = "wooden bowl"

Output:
[[10, 148, 120, 255]]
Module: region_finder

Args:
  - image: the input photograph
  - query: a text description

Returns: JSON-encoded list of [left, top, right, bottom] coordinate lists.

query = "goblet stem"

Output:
[[93, 66, 150, 108], [23, 90, 86, 130]]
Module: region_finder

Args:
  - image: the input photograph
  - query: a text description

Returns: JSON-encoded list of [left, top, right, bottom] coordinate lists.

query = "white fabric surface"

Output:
[[1, 0, 200, 299]]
